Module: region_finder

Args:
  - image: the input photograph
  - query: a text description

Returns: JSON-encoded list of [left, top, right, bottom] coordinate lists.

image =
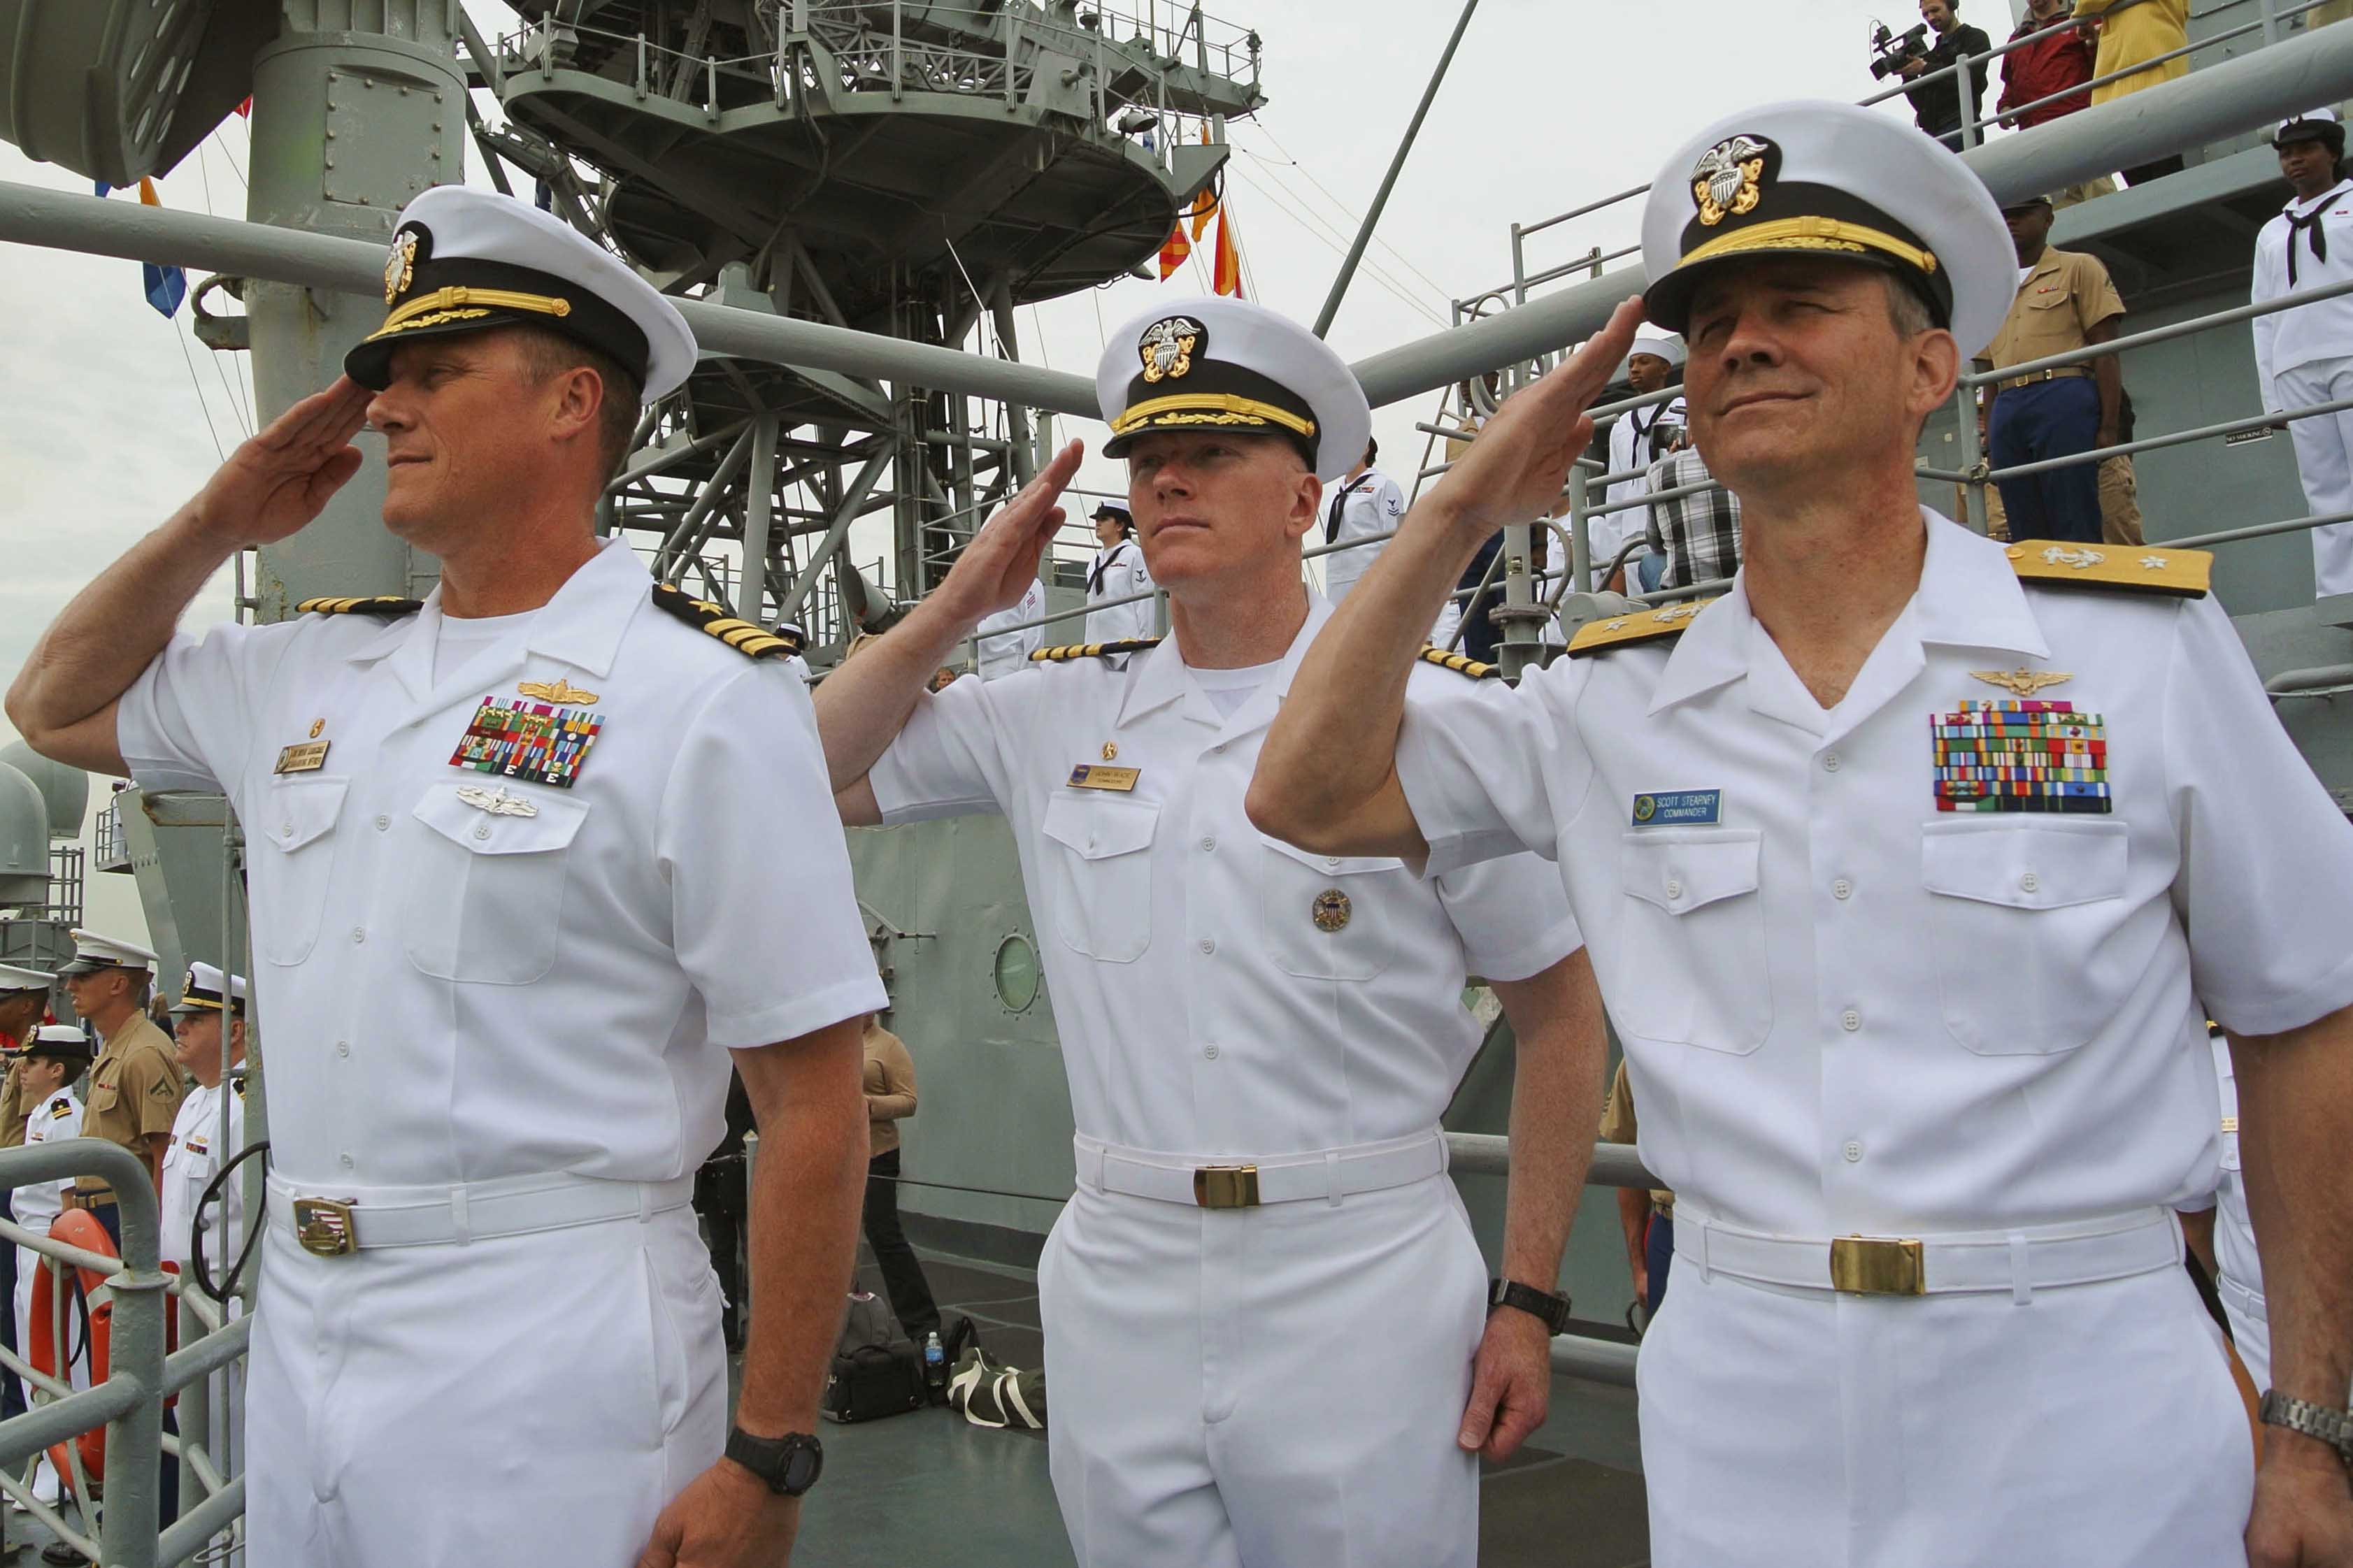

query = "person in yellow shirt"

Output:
[[2073, 0, 2189, 184]]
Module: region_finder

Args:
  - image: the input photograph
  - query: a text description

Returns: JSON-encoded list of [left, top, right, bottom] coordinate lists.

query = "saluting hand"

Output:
[[188, 377, 373, 548], [1422, 297, 1647, 545], [1457, 1307, 1552, 1464], [929, 440, 1085, 633]]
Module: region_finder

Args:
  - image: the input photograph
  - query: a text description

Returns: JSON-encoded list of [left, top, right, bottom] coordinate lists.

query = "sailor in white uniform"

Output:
[[775, 620, 815, 685], [1082, 503, 1158, 642], [815, 297, 1610, 1568], [8, 185, 885, 1568], [1258, 100, 2353, 1567], [162, 963, 249, 1283], [975, 575, 1047, 679], [1594, 332, 1687, 589], [1318, 438, 1408, 605], [12, 1023, 90, 1470], [2252, 108, 2353, 598]]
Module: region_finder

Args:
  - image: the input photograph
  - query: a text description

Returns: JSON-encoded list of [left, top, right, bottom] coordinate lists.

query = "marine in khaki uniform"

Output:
[[0, 963, 56, 1154], [56, 930, 184, 1246]]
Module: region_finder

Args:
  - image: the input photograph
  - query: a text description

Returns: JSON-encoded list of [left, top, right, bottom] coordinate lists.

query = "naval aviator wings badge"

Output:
[[450, 694, 605, 789], [1969, 667, 2072, 698]]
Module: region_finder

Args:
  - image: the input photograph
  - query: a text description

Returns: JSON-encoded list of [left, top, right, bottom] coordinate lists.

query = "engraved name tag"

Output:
[[1067, 764, 1141, 793], [274, 741, 331, 775]]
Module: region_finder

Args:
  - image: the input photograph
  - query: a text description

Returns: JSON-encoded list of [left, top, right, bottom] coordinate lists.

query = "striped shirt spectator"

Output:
[[1643, 447, 1744, 591]]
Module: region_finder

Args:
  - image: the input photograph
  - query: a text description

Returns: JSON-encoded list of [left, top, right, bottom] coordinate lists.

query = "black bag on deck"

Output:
[[821, 1292, 925, 1424]]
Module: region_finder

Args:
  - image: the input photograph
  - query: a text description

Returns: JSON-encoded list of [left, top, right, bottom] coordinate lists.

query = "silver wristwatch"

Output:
[[2258, 1390, 2353, 1462]]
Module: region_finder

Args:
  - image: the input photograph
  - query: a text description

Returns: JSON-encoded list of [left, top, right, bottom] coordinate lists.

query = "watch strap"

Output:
[[1489, 1277, 1573, 1335], [724, 1427, 825, 1496], [2259, 1390, 2353, 1462]]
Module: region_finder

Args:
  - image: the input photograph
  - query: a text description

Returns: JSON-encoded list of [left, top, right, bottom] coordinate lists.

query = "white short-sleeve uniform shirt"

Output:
[[976, 578, 1047, 681], [1595, 396, 1687, 571], [1321, 467, 1408, 607], [13, 1089, 80, 1230], [870, 594, 1581, 1156], [160, 1080, 247, 1274], [1082, 540, 1158, 644], [116, 538, 885, 1192]]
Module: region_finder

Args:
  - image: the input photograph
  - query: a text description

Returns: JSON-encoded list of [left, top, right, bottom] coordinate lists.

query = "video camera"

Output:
[[1868, 19, 1930, 79]]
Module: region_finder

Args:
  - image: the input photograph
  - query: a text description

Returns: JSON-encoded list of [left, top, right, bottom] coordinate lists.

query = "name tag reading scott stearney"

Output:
[[1631, 789, 1722, 827], [1067, 764, 1141, 793], [274, 741, 331, 775]]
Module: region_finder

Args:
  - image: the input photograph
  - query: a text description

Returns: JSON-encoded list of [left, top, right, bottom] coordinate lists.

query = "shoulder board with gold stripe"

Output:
[[296, 595, 423, 619], [1567, 597, 1721, 658], [2005, 541, 2210, 598], [650, 583, 793, 660], [1417, 646, 1499, 679], [1029, 638, 1164, 664]]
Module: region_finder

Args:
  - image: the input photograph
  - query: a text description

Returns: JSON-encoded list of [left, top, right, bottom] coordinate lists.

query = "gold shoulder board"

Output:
[[2005, 541, 2210, 598], [1029, 638, 1164, 663], [1416, 646, 1499, 679], [296, 595, 424, 619], [1567, 597, 1721, 659], [650, 583, 792, 660]]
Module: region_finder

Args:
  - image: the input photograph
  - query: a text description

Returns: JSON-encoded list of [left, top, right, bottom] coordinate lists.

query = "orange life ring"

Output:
[[27, 1209, 116, 1486]]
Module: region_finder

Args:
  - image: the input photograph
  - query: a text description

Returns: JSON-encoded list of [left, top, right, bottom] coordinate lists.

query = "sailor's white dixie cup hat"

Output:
[[1640, 99, 2015, 361], [57, 930, 158, 977], [171, 962, 248, 1018], [345, 185, 698, 402], [1626, 331, 1686, 368], [1096, 296, 1373, 484]]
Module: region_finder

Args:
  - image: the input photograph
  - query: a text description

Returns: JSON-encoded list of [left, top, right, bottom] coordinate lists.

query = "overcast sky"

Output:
[[0, 0, 2031, 946]]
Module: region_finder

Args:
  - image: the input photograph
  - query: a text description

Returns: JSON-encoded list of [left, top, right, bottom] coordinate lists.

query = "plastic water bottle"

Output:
[[922, 1330, 947, 1402]]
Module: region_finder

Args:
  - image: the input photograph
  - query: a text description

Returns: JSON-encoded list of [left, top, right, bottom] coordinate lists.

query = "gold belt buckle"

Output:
[[1829, 1235, 1926, 1295], [292, 1197, 359, 1258], [1192, 1165, 1260, 1209]]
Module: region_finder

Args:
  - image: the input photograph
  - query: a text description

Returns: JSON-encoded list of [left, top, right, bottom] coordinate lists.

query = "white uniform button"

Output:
[[1199, 938, 1215, 956], [2019, 871, 2040, 893], [1665, 877, 1685, 900], [1840, 1008, 1861, 1033], [352, 927, 367, 944], [1324, 856, 1342, 870], [1843, 1140, 1864, 1163], [1201, 836, 1216, 851], [1204, 1044, 1220, 1060], [375, 814, 391, 831], [339, 1153, 355, 1170], [1832, 877, 1853, 900], [1212, 743, 1228, 754], [1822, 751, 1843, 772], [280, 822, 294, 839], [473, 823, 492, 841], [336, 1041, 351, 1058]]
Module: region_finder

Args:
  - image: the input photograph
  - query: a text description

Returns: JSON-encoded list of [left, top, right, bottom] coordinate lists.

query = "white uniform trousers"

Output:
[[247, 1203, 725, 1567], [2274, 356, 2353, 598], [1637, 1246, 2253, 1567], [13, 1243, 91, 1406], [1039, 1172, 1485, 1568]]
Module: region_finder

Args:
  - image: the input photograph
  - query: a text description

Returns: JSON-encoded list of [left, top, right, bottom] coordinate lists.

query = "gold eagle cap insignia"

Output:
[[517, 677, 600, 705], [1138, 315, 1204, 384], [1970, 666, 2073, 698], [1691, 134, 1774, 228], [384, 229, 419, 304]]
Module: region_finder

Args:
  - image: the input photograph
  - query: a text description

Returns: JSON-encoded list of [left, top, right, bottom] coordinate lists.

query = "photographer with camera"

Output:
[[1880, 0, 1991, 150]]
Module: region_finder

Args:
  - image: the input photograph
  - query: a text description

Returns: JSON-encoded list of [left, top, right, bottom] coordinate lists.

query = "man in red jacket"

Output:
[[1998, 0, 2094, 129]]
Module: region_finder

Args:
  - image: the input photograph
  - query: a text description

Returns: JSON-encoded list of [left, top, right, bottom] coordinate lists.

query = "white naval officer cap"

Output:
[[22, 1023, 92, 1065], [0, 963, 52, 994], [2275, 106, 2346, 150], [345, 185, 698, 402], [1626, 331, 1687, 368], [170, 962, 248, 1017], [1639, 99, 2015, 362], [1096, 296, 1373, 483], [57, 930, 158, 977]]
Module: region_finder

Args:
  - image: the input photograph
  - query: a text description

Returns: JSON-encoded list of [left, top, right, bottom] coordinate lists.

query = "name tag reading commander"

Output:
[[5, 184, 887, 1568], [1248, 98, 2353, 1568]]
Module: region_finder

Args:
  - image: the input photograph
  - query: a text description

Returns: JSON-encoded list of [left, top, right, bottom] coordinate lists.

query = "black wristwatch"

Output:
[[2259, 1390, 2353, 1465], [724, 1428, 825, 1497], [1488, 1277, 1573, 1335]]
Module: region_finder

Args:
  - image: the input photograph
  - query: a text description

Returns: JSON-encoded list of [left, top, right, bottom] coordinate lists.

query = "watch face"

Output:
[[782, 1438, 823, 1495]]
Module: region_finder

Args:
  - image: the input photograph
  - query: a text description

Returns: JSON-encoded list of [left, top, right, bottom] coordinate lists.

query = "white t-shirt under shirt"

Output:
[[431, 607, 539, 686], [1185, 658, 1281, 720]]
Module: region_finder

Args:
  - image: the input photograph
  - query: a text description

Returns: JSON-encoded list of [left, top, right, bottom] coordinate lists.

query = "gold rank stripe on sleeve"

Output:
[[1566, 597, 1722, 658], [648, 583, 794, 660], [296, 596, 425, 619], [1416, 647, 1500, 679], [2004, 542, 2212, 598], [1030, 638, 1165, 663]]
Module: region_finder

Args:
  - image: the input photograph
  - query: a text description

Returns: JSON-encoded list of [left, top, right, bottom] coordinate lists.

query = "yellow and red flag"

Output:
[[1157, 221, 1192, 280], [1210, 203, 1243, 299]]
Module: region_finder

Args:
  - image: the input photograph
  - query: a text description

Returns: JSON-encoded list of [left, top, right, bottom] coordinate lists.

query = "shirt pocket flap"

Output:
[[412, 787, 589, 856], [1921, 819, 2126, 910], [1620, 829, 1762, 915], [1257, 835, 1406, 878], [260, 778, 350, 854], [1040, 793, 1159, 862]]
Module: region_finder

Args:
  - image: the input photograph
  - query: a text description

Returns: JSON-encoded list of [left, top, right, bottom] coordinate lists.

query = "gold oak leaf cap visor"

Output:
[[345, 185, 697, 402], [1096, 295, 1373, 482], [1639, 100, 2015, 362]]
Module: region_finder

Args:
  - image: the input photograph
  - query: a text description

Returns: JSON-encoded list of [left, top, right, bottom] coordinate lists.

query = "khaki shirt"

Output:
[[79, 1015, 184, 1197], [863, 1022, 917, 1160], [0, 1057, 25, 1151], [1984, 247, 2124, 375], [1598, 1058, 1675, 1212]]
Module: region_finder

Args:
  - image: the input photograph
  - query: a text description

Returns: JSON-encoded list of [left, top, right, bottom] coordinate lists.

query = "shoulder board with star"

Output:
[[1417, 646, 1499, 679], [650, 583, 795, 659], [296, 596, 423, 619], [1030, 638, 1164, 664], [1567, 598, 1722, 658], [2004, 542, 2210, 598]]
